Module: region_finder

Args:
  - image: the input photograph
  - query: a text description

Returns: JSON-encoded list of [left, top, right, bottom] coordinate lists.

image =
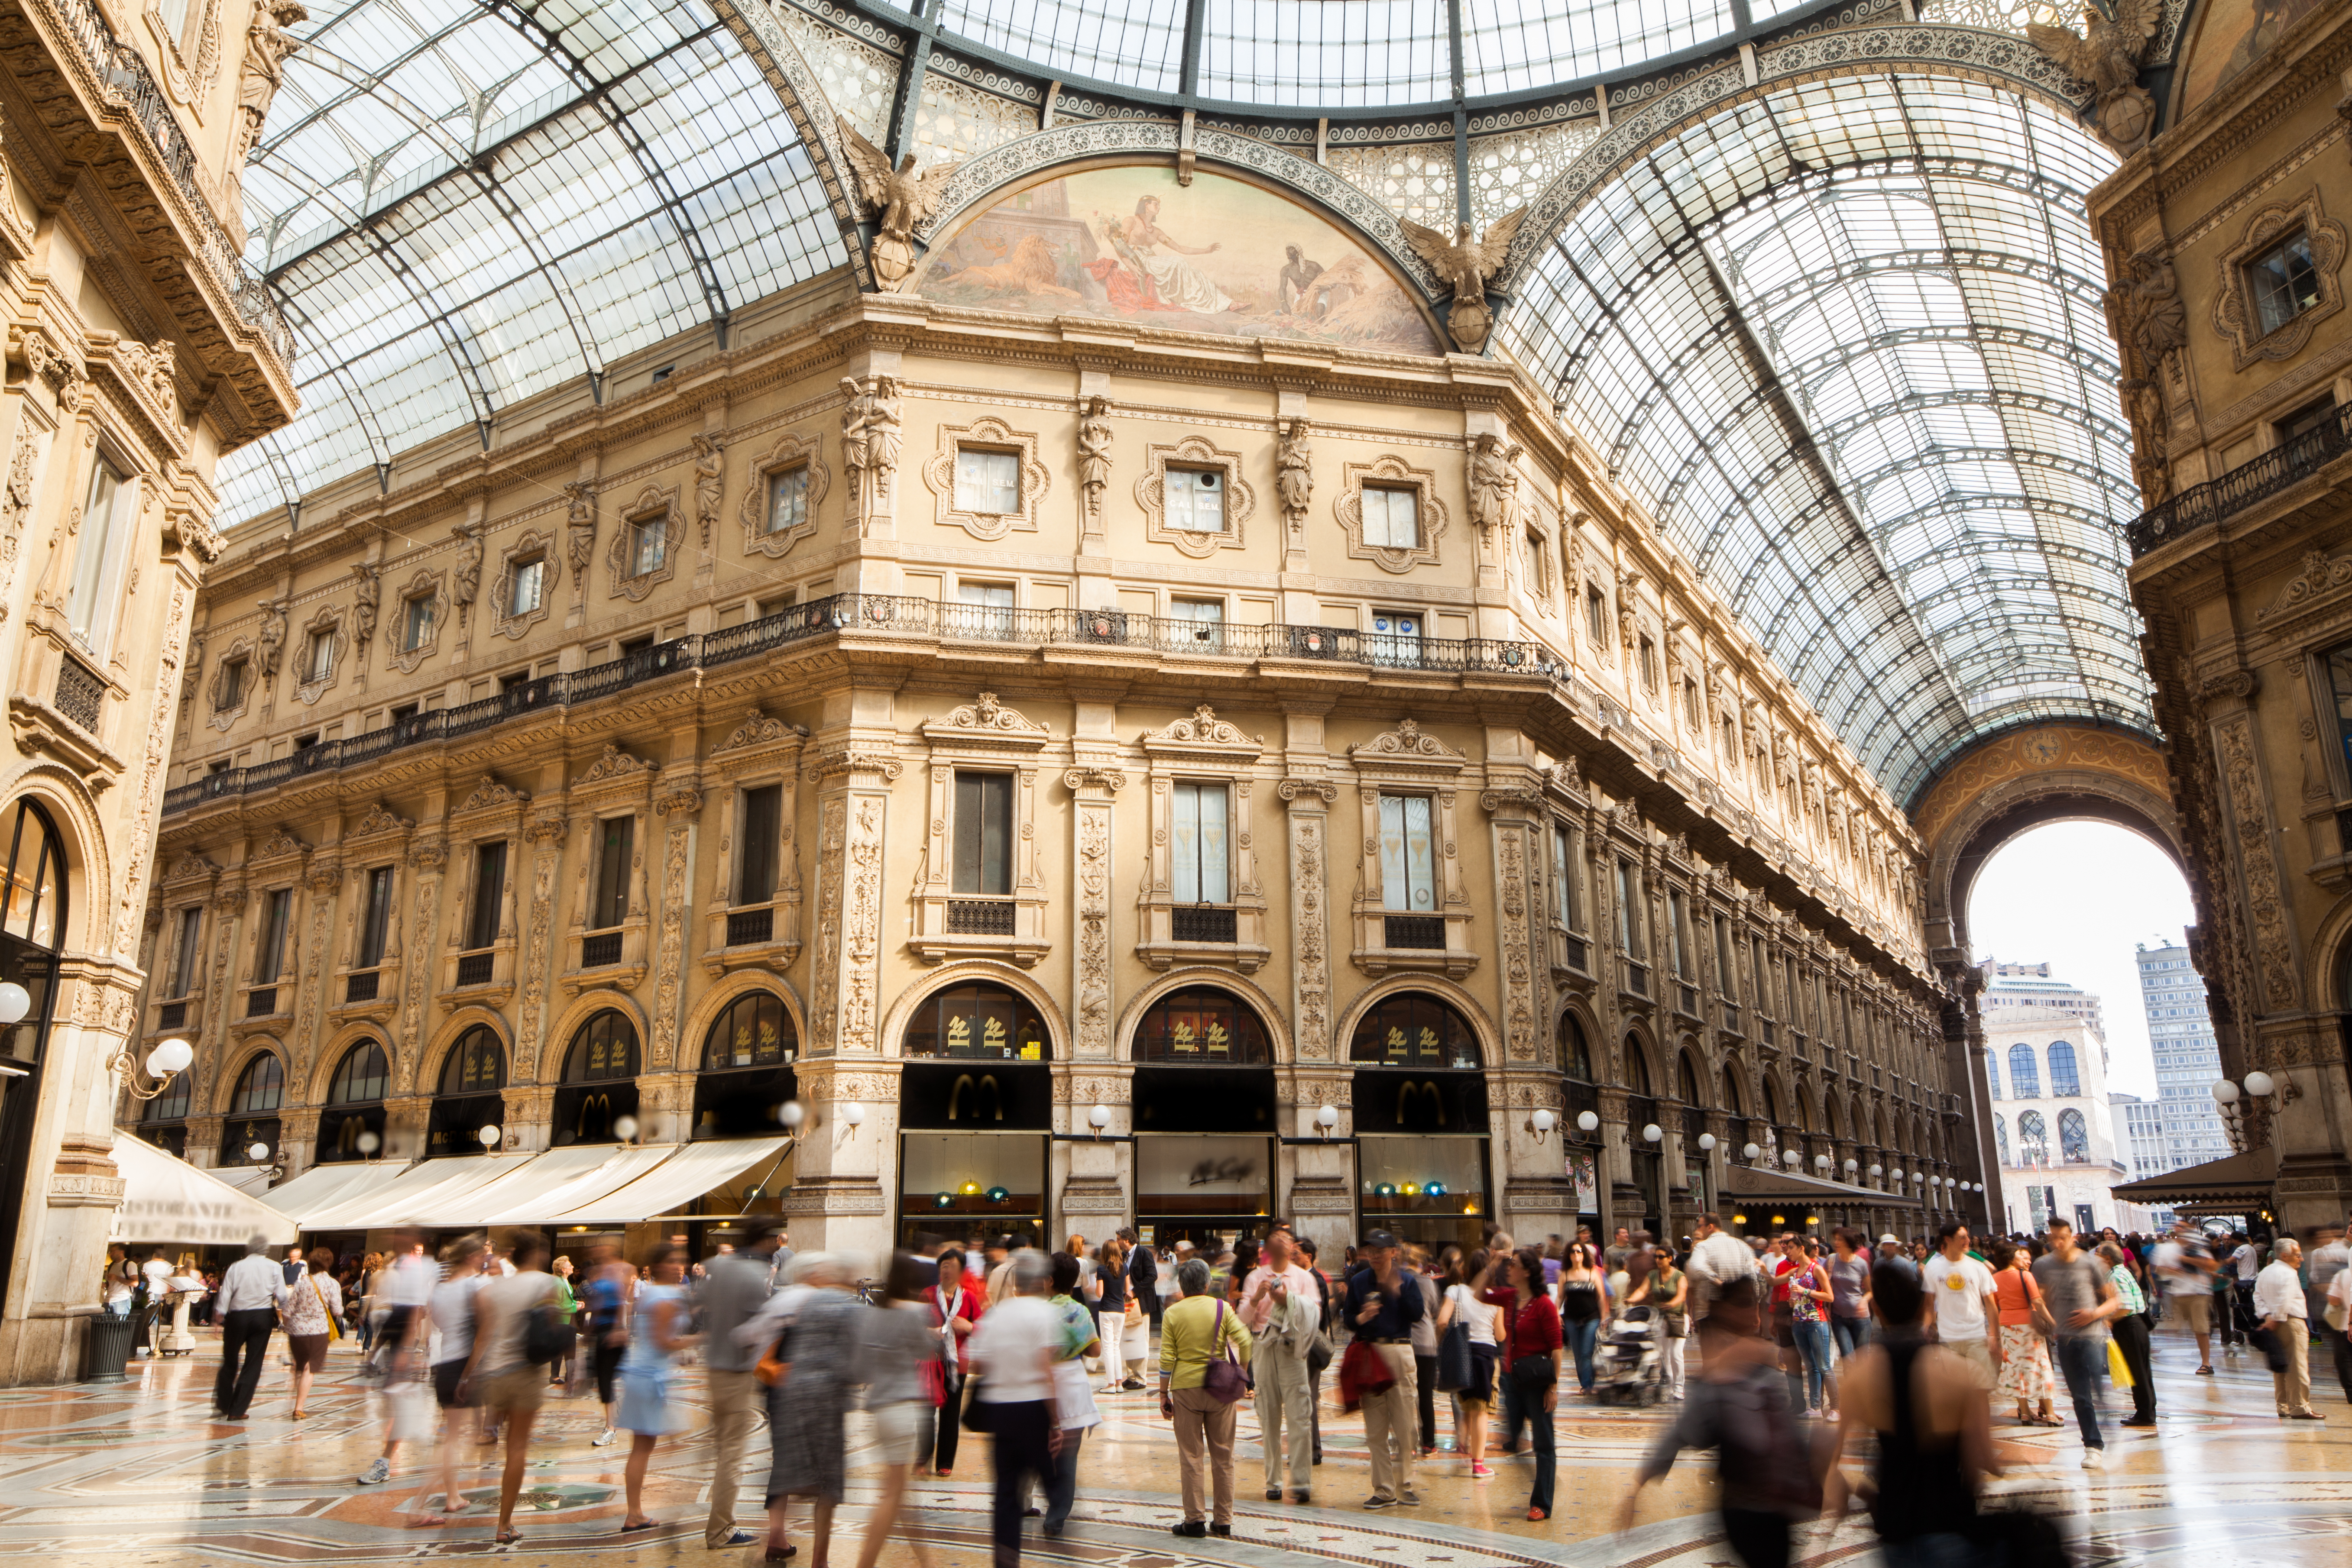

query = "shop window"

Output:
[[695, 992, 798, 1139], [2248, 229, 2320, 335], [903, 982, 1049, 1060], [704, 991, 795, 1070], [1362, 484, 1419, 549], [1163, 468, 1226, 532], [439, 1025, 507, 1095], [1350, 992, 1481, 1069], [1359, 1136, 1487, 1232], [900, 1130, 1045, 1248], [2007, 1042, 2040, 1099], [229, 1051, 283, 1114], [140, 1070, 190, 1127], [1377, 795, 1436, 911], [1132, 986, 1271, 1064], [955, 447, 1022, 514], [2047, 1040, 2081, 1097]]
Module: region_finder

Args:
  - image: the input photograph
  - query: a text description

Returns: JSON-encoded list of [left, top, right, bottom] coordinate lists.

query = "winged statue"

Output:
[[1399, 208, 1527, 352], [2027, 0, 2162, 152], [841, 124, 959, 291]]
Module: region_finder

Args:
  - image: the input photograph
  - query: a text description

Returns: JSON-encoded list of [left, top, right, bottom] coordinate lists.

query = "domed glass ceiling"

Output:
[[214, 0, 846, 525]]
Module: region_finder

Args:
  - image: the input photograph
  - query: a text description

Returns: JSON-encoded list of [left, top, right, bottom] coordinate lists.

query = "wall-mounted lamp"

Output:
[[246, 1141, 285, 1181], [1843, 1157, 1858, 1174], [614, 1114, 641, 1143], [110, 1034, 194, 1102], [779, 1100, 807, 1133], [837, 1101, 867, 1145], [356, 1129, 382, 1158], [1315, 1104, 1340, 1139], [1641, 1122, 1662, 1143], [1782, 1148, 1801, 1167], [1576, 1110, 1600, 1134], [1088, 1104, 1112, 1139], [1529, 1108, 1556, 1145], [1743, 1142, 1761, 1162], [1869, 1163, 1883, 1178], [1697, 1133, 1716, 1152], [479, 1124, 503, 1150], [1814, 1154, 1831, 1172]]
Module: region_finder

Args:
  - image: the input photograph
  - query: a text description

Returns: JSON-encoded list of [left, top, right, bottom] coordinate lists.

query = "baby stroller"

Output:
[[1593, 1302, 1665, 1405]]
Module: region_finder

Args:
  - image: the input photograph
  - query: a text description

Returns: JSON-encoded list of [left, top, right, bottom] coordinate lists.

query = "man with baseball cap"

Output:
[[1343, 1230, 1426, 1509]]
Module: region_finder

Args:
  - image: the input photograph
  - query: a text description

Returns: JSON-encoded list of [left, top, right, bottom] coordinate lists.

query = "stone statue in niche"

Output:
[[351, 561, 379, 647], [691, 433, 724, 547], [2106, 248, 2187, 378], [231, 0, 308, 169], [2121, 378, 2171, 503], [839, 375, 903, 527], [1276, 416, 1313, 536], [1400, 208, 1528, 352], [1076, 396, 1113, 524], [254, 599, 287, 682], [564, 481, 597, 582], [1467, 431, 1522, 537], [451, 524, 482, 625]]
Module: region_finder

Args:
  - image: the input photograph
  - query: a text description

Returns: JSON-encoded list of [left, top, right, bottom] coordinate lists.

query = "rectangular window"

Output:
[[956, 580, 1015, 637], [1615, 860, 1644, 958], [952, 772, 1013, 896], [1378, 795, 1437, 912], [1668, 889, 1692, 978], [955, 447, 1021, 514], [766, 466, 810, 534], [402, 594, 435, 652], [303, 629, 334, 683], [1553, 823, 1580, 928], [1682, 677, 1700, 729], [1362, 485, 1419, 550], [628, 513, 668, 578], [216, 658, 247, 711], [1370, 609, 1421, 665], [1587, 585, 1608, 646], [466, 841, 506, 952], [357, 865, 394, 970], [1717, 918, 1738, 999], [738, 783, 782, 905], [67, 456, 132, 651], [592, 815, 633, 929], [1638, 635, 1659, 693], [1169, 596, 1224, 649], [1171, 781, 1231, 904], [2249, 229, 2321, 336], [169, 907, 202, 997], [1163, 468, 1226, 532], [509, 556, 545, 616], [253, 888, 291, 986]]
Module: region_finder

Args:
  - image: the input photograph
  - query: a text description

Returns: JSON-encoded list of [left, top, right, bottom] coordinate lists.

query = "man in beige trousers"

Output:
[[701, 1223, 785, 1547], [1240, 1229, 1320, 1504], [1344, 1230, 1426, 1510]]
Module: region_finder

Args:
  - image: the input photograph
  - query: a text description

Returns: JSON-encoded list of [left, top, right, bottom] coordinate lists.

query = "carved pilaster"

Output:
[[1280, 777, 1339, 1061], [1064, 765, 1124, 1058]]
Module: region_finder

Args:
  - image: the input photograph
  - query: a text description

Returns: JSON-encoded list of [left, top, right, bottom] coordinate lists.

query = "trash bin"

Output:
[[84, 1312, 136, 1383]]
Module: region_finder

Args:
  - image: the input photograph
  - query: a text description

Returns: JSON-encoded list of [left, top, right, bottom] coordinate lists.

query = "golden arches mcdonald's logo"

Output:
[[1396, 1079, 1442, 1127], [947, 1073, 1005, 1122]]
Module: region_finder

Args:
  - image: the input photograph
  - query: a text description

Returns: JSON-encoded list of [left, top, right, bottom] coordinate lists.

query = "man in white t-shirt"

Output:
[[1921, 1222, 2001, 1390]]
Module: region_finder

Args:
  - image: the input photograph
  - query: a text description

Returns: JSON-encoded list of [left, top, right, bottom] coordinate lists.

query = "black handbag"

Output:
[[1509, 1352, 1557, 1390], [961, 1378, 994, 1432], [522, 1296, 572, 1366], [1435, 1319, 1472, 1392]]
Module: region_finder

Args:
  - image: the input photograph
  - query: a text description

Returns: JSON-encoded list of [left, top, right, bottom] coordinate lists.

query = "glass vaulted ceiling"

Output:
[[1500, 75, 2148, 803], [214, 0, 846, 525]]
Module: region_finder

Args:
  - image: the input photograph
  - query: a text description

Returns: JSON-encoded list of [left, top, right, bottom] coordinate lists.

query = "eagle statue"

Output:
[[2027, 0, 2163, 152], [1400, 209, 1528, 353], [841, 124, 959, 291]]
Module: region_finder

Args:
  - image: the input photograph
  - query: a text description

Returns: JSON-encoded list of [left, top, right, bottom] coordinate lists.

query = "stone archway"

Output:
[[1911, 722, 2184, 1234]]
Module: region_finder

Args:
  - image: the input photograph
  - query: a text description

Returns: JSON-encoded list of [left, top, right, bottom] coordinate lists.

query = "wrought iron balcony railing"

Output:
[[2126, 400, 2352, 558]]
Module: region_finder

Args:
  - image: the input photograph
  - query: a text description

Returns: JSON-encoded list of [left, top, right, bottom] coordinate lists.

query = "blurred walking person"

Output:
[[614, 1244, 698, 1531], [282, 1246, 343, 1419], [972, 1251, 1064, 1568], [754, 1254, 862, 1567], [702, 1223, 783, 1548], [923, 1246, 983, 1476], [547, 1255, 579, 1389], [408, 1235, 487, 1527], [357, 1229, 433, 1487], [1241, 1228, 1318, 1503], [855, 1253, 945, 1568], [213, 1235, 286, 1421], [1043, 1253, 1103, 1535], [1158, 1256, 1252, 1536], [460, 1235, 561, 1545], [582, 1239, 634, 1446]]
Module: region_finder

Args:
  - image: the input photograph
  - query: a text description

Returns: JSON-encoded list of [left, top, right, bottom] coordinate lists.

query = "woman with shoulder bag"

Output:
[[1497, 1247, 1562, 1521], [1630, 1245, 1691, 1401], [1988, 1240, 2059, 1427], [279, 1247, 343, 1419], [1435, 1248, 1500, 1478]]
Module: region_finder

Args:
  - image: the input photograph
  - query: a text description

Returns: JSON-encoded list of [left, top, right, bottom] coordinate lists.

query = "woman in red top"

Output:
[[1498, 1247, 1562, 1521], [924, 1247, 985, 1476]]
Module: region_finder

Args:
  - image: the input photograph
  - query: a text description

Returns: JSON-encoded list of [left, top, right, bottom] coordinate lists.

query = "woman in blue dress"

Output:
[[616, 1243, 697, 1531]]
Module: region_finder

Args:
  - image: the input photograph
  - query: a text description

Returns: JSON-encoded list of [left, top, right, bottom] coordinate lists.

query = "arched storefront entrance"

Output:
[[219, 1049, 285, 1167], [1351, 992, 1489, 1251], [427, 1025, 505, 1156], [554, 1010, 638, 1145], [1131, 986, 1276, 1250], [318, 1039, 389, 1162], [897, 981, 1052, 1251]]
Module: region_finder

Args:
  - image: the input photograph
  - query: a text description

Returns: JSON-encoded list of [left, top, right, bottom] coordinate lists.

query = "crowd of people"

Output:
[[130, 1207, 2352, 1568]]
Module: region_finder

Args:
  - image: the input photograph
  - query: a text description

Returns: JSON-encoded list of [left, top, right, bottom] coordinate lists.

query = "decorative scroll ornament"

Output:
[[1149, 705, 1257, 747], [841, 124, 959, 291], [458, 774, 529, 812], [579, 740, 652, 783], [351, 802, 411, 837], [713, 713, 805, 753], [1399, 208, 1527, 351], [2027, 0, 2160, 152], [941, 691, 1047, 734], [1356, 718, 1466, 760]]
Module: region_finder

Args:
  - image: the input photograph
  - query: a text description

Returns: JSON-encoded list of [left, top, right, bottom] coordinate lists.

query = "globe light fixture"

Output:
[[248, 1141, 271, 1162], [1743, 1142, 1760, 1161], [1698, 1133, 1716, 1151], [1814, 1154, 1831, 1171], [2242, 1070, 2276, 1099], [1869, 1163, 1883, 1177], [613, 1115, 640, 1142], [1530, 1109, 1557, 1144], [356, 1129, 382, 1156], [1843, 1158, 1858, 1174], [841, 1102, 867, 1127], [479, 1124, 502, 1148], [1642, 1123, 1662, 1143], [0, 981, 31, 1025], [1577, 1110, 1600, 1133], [2211, 1079, 2239, 1104], [1782, 1149, 1801, 1167], [779, 1100, 806, 1130], [1088, 1104, 1112, 1138]]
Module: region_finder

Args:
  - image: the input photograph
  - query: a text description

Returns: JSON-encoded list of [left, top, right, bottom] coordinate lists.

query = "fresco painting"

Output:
[[916, 166, 1442, 355], [2180, 0, 2326, 112]]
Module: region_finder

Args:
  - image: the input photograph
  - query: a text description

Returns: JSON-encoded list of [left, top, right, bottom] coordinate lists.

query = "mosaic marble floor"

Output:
[[1, 1322, 2346, 1568]]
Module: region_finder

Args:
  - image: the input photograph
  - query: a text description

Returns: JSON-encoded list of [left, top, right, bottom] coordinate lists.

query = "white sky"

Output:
[[1965, 820, 2196, 1100]]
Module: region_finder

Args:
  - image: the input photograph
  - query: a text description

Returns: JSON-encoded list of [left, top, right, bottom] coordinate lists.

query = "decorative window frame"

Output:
[[233, 828, 309, 1038], [1346, 720, 1477, 978], [911, 693, 1054, 967], [1135, 705, 1270, 973], [205, 635, 254, 731], [331, 802, 412, 1027], [387, 568, 446, 676], [1134, 433, 1256, 559], [559, 741, 658, 996], [490, 527, 560, 641], [606, 482, 680, 602], [923, 415, 1050, 542], [1544, 765, 1595, 984], [703, 712, 809, 975], [739, 430, 831, 559], [1335, 455, 1447, 575], [438, 775, 532, 1011], [2214, 189, 2347, 371], [293, 604, 346, 706]]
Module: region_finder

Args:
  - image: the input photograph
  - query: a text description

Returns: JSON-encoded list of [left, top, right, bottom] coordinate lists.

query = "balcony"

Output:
[[947, 899, 1016, 936], [454, 951, 495, 988], [2127, 400, 2352, 558], [156, 1000, 187, 1031], [344, 971, 378, 1004], [1171, 905, 1238, 944], [1384, 915, 1445, 950], [580, 930, 623, 968], [726, 908, 774, 948]]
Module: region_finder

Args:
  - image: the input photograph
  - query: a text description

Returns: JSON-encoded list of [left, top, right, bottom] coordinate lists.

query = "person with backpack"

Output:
[[1620, 1274, 1828, 1568], [460, 1235, 564, 1545]]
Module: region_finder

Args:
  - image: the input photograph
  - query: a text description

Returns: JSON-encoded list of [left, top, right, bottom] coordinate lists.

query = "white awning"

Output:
[[209, 1165, 275, 1196], [304, 1152, 536, 1231], [543, 1137, 791, 1225], [259, 1159, 411, 1228], [110, 1134, 299, 1248]]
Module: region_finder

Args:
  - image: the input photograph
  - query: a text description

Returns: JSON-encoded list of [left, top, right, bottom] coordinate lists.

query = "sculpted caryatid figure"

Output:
[[351, 561, 379, 647], [691, 433, 724, 546], [233, 0, 309, 166], [839, 376, 872, 507], [563, 480, 597, 581], [840, 125, 959, 291], [1276, 417, 1313, 536], [1076, 396, 1113, 523], [255, 600, 287, 681], [1467, 431, 1523, 537], [451, 524, 483, 623], [1400, 208, 1527, 352]]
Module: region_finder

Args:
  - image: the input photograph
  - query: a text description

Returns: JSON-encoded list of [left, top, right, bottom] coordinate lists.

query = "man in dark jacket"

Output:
[[1126, 1228, 1158, 1324]]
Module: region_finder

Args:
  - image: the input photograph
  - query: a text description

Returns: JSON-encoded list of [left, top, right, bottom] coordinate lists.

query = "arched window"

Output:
[[2018, 1109, 2047, 1162], [1678, 1053, 1702, 1106], [2058, 1108, 2089, 1163], [564, 1011, 638, 1081], [142, 1070, 190, 1125], [330, 1041, 389, 1103], [1762, 1077, 1783, 1125], [1625, 1042, 1653, 1096], [1986, 1054, 2002, 1100], [1995, 1114, 2010, 1166], [703, 992, 796, 1070], [1561, 1013, 1597, 1143], [2047, 1041, 2080, 1097], [1719, 1064, 1744, 1114], [1350, 993, 1481, 1068], [903, 983, 1050, 1060], [438, 1025, 507, 1096], [229, 1052, 283, 1114], [1134, 987, 1272, 1063], [1560, 1012, 1593, 1081], [2007, 1043, 2040, 1099], [0, 798, 66, 951]]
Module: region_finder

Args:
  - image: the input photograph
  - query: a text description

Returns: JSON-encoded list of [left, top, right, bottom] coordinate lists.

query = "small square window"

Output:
[[401, 595, 435, 652], [1170, 597, 1224, 647], [1363, 485, 1419, 550], [767, 466, 810, 534], [303, 629, 334, 683], [1164, 468, 1226, 532], [955, 448, 1021, 514], [628, 514, 668, 578], [2249, 229, 2321, 336], [509, 556, 545, 617]]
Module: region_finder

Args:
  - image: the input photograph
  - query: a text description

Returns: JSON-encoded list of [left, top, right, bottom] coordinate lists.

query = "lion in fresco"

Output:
[[934, 234, 1082, 298]]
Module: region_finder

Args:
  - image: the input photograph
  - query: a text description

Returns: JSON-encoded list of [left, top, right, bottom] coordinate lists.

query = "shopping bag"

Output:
[[2105, 1337, 2132, 1389], [389, 1377, 437, 1443]]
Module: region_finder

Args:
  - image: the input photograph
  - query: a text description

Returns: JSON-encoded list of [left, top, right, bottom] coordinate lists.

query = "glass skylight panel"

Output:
[[1458, 0, 1734, 96], [942, 0, 1186, 94], [1199, 0, 1452, 107]]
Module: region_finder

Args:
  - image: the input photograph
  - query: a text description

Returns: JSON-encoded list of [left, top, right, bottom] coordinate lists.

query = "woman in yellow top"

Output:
[[1157, 1258, 1255, 1537]]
